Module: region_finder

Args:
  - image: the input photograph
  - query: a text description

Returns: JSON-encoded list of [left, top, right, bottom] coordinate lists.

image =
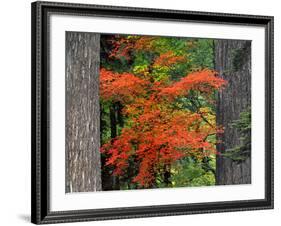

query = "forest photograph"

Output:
[[65, 32, 251, 193]]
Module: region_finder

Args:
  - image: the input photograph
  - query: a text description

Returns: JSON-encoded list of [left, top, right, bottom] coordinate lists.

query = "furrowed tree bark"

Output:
[[215, 40, 251, 185], [66, 32, 102, 192]]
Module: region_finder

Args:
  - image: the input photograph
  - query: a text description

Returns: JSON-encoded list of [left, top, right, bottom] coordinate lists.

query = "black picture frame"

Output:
[[31, 1, 274, 224]]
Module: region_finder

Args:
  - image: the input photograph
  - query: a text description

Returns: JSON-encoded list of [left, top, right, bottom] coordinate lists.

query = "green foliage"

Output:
[[151, 37, 189, 55], [132, 52, 153, 74], [170, 157, 215, 187], [223, 108, 251, 162], [100, 100, 112, 145], [188, 39, 214, 70]]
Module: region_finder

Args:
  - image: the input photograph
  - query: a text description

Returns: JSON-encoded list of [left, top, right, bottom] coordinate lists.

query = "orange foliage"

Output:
[[101, 98, 221, 187], [100, 67, 226, 187], [107, 36, 135, 60], [153, 51, 186, 67], [100, 68, 148, 103], [160, 69, 227, 99], [108, 36, 157, 60], [134, 36, 156, 51]]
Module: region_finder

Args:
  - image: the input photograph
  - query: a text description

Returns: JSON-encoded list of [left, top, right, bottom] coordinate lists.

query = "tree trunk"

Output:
[[65, 32, 102, 192], [110, 102, 120, 189], [116, 101, 124, 127], [110, 103, 117, 139], [163, 164, 171, 186], [215, 40, 251, 185]]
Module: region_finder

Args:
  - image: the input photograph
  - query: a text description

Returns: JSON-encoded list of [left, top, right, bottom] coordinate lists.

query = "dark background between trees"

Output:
[[65, 32, 251, 192]]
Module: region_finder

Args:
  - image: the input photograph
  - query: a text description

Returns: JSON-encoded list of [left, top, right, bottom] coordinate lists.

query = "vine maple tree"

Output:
[[100, 35, 227, 188]]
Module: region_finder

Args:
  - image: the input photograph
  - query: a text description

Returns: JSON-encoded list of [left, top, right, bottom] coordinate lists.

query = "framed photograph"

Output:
[[31, 1, 274, 224]]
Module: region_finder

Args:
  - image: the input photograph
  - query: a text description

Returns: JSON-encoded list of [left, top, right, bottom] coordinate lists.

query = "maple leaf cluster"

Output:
[[153, 51, 186, 67], [160, 69, 226, 100], [100, 68, 148, 103], [107, 36, 156, 60]]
